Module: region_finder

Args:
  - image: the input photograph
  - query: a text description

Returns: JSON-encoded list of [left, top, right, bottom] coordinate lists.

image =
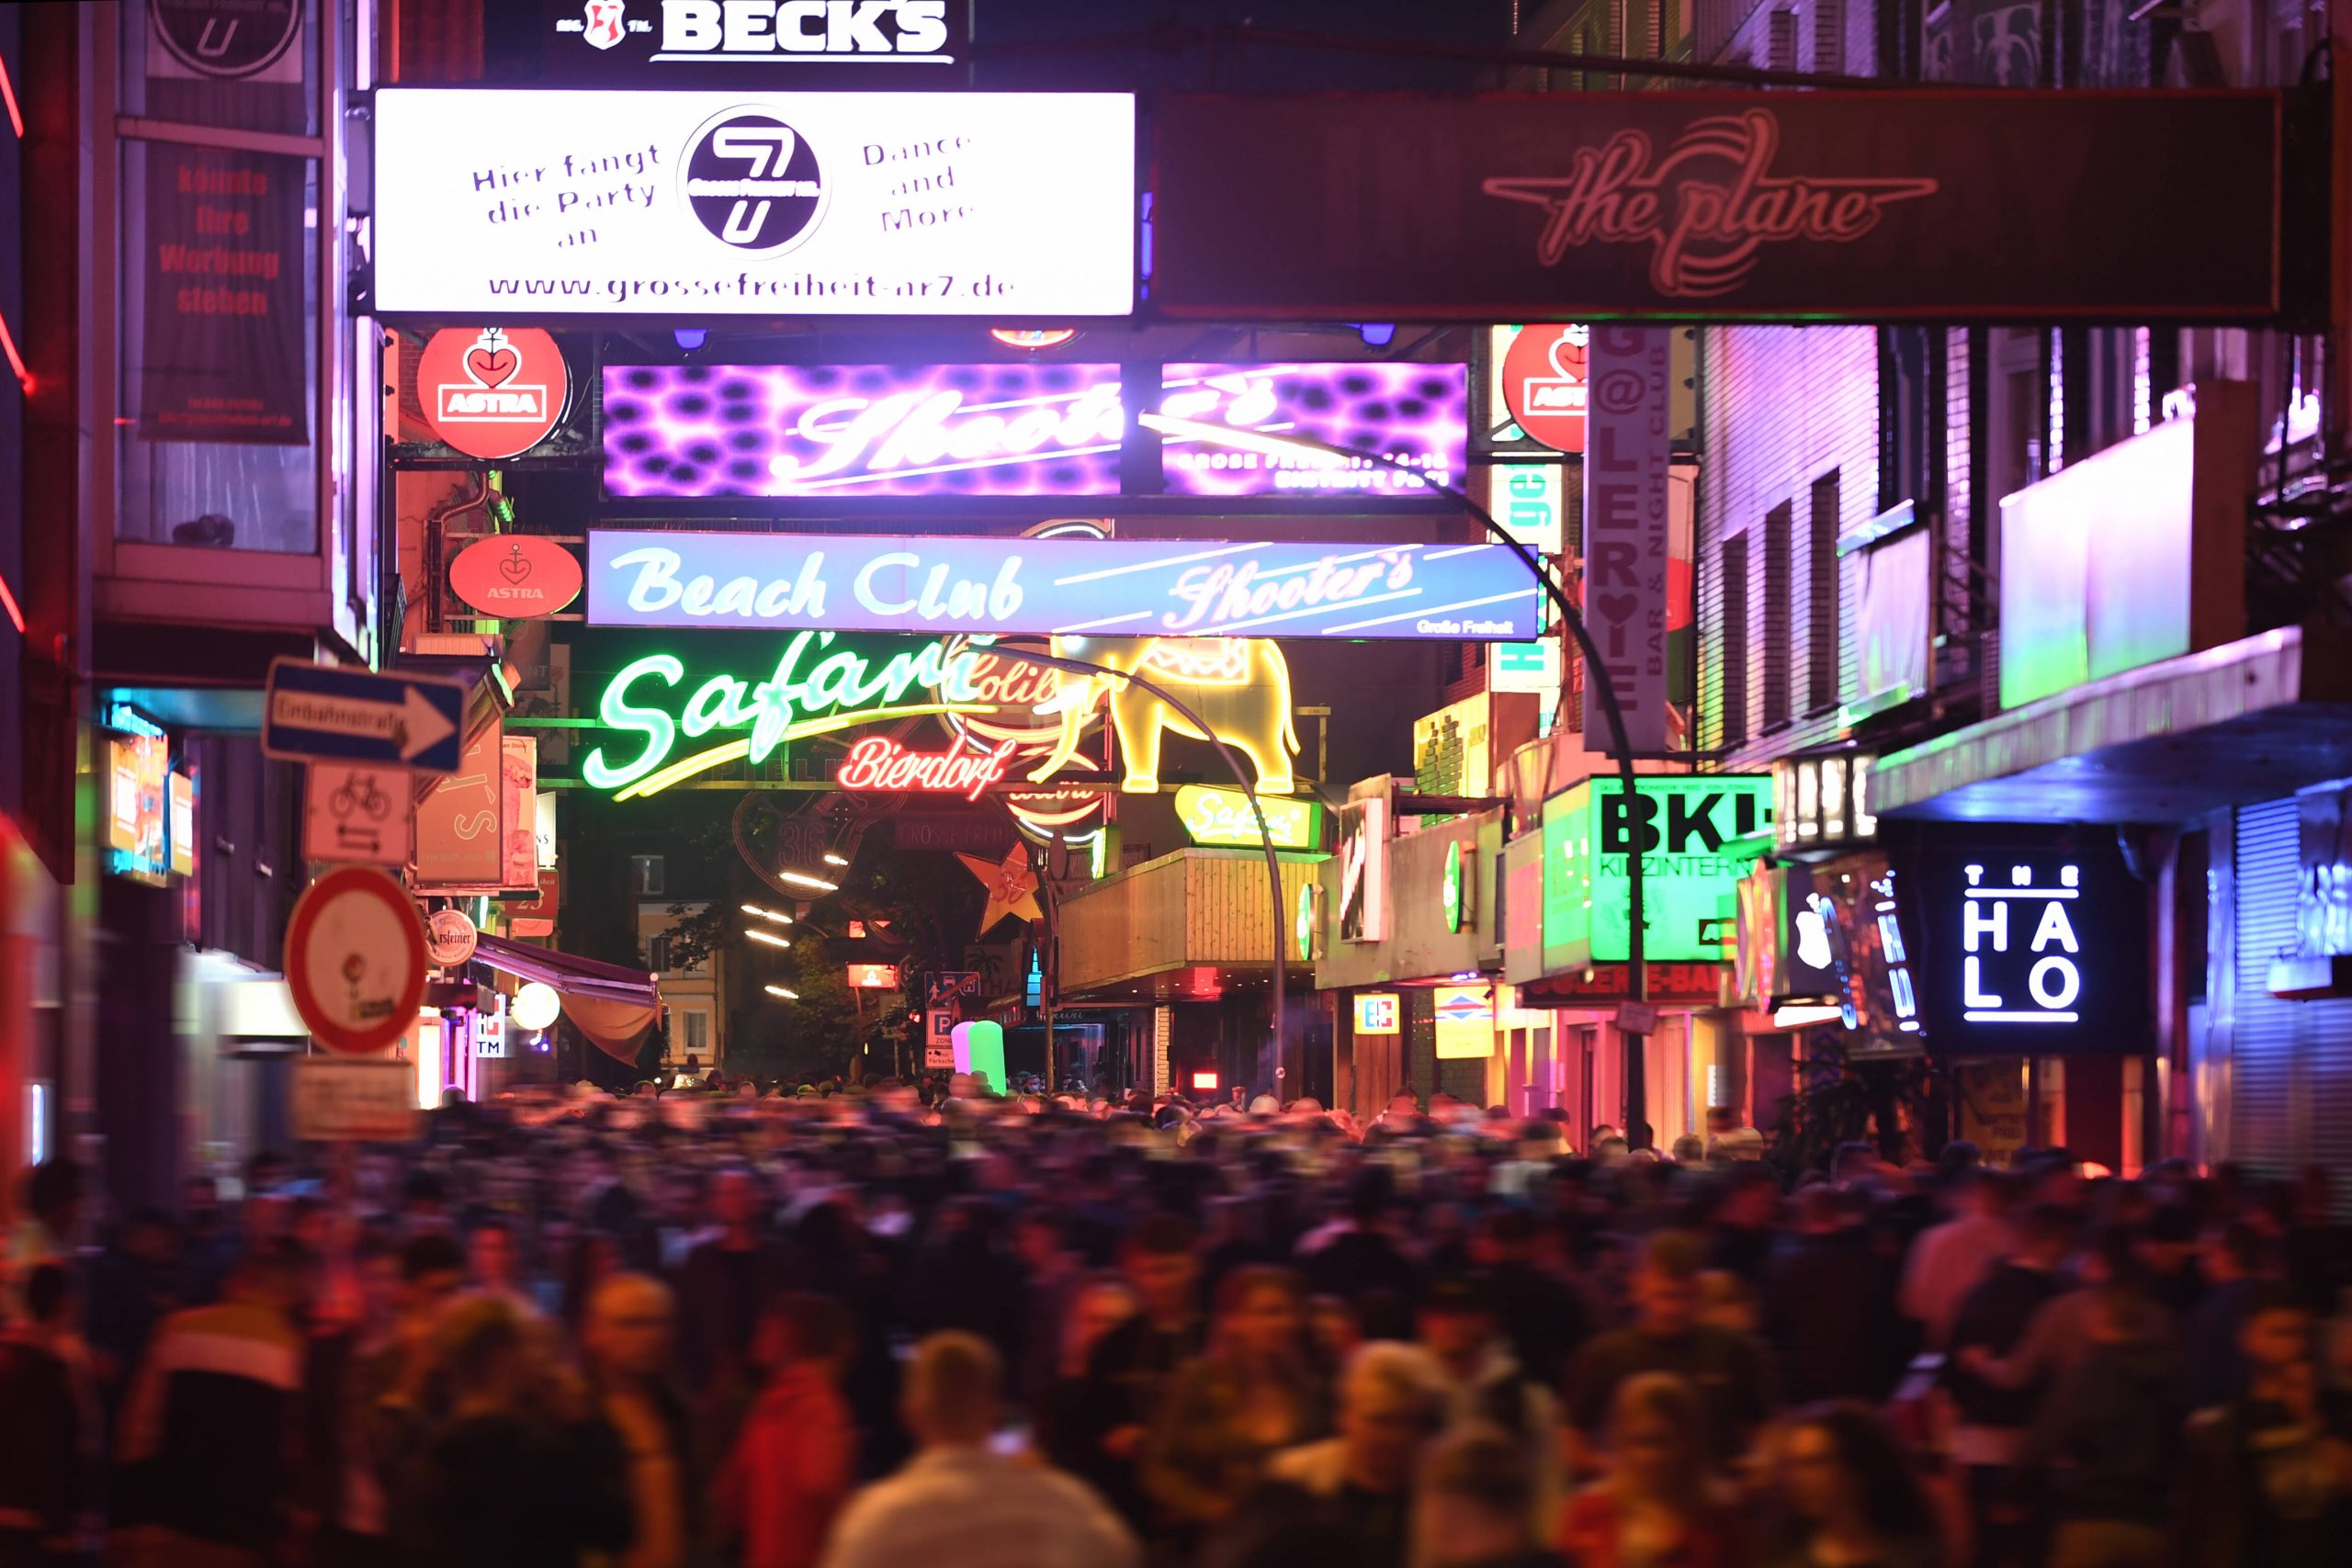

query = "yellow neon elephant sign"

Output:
[[1027, 636, 1299, 795]]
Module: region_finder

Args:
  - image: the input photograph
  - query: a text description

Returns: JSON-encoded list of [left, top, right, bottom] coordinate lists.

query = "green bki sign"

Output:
[[1541, 775, 1771, 972]]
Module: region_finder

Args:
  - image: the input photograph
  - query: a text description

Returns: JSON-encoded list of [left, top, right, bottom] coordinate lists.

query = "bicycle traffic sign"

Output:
[[265, 659, 466, 774], [304, 761, 416, 867]]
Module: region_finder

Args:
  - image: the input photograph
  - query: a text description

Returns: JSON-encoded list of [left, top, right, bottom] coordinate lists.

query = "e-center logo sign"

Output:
[[681, 109, 827, 252], [372, 89, 1135, 318]]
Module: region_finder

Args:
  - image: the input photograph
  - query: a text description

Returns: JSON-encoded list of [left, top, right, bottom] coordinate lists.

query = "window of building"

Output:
[[1768, 8, 1799, 71], [680, 1010, 710, 1060], [630, 854, 665, 896], [647, 933, 671, 974], [1812, 0, 1843, 73], [1761, 502, 1792, 729], [1721, 534, 1750, 746], [1809, 471, 1842, 714]]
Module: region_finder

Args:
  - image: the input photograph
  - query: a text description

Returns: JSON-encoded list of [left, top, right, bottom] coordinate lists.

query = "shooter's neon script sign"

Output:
[[586, 531, 1540, 641]]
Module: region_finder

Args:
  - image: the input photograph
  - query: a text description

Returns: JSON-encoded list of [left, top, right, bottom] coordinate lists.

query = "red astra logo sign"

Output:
[[1482, 109, 1939, 299], [1501, 325, 1588, 454], [417, 326, 569, 459], [448, 535, 584, 620]]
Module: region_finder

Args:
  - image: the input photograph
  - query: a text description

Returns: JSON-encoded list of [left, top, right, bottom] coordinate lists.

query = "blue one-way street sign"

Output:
[[264, 659, 466, 775]]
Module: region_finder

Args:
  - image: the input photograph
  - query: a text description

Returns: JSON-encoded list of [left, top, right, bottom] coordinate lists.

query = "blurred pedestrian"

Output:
[[585, 1273, 692, 1568], [1148, 1265, 1328, 1536], [1565, 1233, 1776, 1474], [820, 1331, 1138, 1568], [1420, 1421, 1567, 1568], [1762, 1405, 1941, 1568], [717, 1292, 857, 1568], [0, 1264, 94, 1568], [113, 1244, 307, 1568], [1555, 1373, 1742, 1568], [1267, 1341, 1444, 1568]]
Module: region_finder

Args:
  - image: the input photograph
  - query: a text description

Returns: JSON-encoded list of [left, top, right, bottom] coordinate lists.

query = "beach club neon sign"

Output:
[[586, 530, 1540, 641]]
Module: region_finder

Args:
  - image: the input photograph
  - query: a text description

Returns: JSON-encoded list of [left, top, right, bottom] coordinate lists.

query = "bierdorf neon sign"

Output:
[[837, 735, 1014, 800]]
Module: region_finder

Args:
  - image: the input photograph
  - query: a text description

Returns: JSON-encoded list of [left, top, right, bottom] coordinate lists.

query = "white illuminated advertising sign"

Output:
[[371, 90, 1136, 317], [1914, 837, 2148, 1054], [1959, 863, 2085, 1025]]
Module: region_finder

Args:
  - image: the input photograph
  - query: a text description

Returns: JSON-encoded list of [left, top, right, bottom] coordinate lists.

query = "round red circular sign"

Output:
[[1500, 325, 1589, 455], [416, 326, 569, 459], [448, 535, 584, 619], [284, 865, 430, 1056]]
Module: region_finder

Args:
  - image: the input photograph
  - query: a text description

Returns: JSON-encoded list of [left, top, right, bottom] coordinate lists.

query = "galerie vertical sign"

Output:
[[140, 146, 308, 444], [1580, 327, 1672, 753]]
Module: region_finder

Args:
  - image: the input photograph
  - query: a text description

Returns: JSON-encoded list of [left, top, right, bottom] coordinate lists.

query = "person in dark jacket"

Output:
[[2182, 1285, 2352, 1568], [1760, 1184, 1901, 1406], [1299, 1169, 1421, 1340], [1072, 1213, 1207, 1529], [1945, 1201, 2074, 1568], [675, 1165, 797, 1438], [0, 1265, 91, 1568], [113, 1245, 307, 1568], [396, 1295, 631, 1568], [2183, 1220, 2269, 1410], [2030, 1281, 2186, 1568]]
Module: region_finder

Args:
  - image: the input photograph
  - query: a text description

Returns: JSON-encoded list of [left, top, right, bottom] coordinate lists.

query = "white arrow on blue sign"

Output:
[[263, 659, 466, 775]]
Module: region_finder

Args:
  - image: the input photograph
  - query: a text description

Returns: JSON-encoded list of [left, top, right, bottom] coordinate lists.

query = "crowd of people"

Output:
[[2, 1079, 2351, 1568]]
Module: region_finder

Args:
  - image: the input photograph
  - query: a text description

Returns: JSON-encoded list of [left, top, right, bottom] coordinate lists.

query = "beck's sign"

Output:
[[586, 531, 1540, 640], [1151, 92, 2282, 321], [543, 1, 968, 85], [371, 89, 1134, 318]]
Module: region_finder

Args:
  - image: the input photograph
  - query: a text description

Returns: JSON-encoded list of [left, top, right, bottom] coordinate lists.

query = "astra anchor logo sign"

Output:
[[683, 109, 826, 251], [1482, 109, 1940, 298]]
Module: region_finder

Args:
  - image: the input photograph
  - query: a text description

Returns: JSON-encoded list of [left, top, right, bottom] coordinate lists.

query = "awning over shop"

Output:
[[471, 933, 662, 1064], [1874, 623, 2352, 824]]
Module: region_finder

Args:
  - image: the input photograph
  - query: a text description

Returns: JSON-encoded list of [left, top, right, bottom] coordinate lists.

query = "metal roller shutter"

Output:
[[2232, 798, 2352, 1179]]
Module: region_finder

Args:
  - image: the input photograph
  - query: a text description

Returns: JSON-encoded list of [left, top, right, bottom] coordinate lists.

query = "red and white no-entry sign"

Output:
[[284, 865, 429, 1055]]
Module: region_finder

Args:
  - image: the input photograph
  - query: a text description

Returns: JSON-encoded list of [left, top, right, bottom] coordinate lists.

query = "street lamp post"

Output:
[[980, 647, 1294, 1100], [1233, 434, 1657, 1147]]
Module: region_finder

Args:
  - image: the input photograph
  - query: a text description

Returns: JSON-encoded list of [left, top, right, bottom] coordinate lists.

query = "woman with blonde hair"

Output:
[[1557, 1372, 1747, 1568]]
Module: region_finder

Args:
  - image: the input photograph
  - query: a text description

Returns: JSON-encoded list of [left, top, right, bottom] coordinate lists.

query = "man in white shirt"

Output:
[[820, 1331, 1140, 1568]]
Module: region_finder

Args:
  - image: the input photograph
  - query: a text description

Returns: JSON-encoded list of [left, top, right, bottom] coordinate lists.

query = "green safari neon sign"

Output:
[[582, 632, 991, 800]]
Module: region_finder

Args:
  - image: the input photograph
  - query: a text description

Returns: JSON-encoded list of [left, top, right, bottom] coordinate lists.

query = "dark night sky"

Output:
[[962, 0, 1522, 92]]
